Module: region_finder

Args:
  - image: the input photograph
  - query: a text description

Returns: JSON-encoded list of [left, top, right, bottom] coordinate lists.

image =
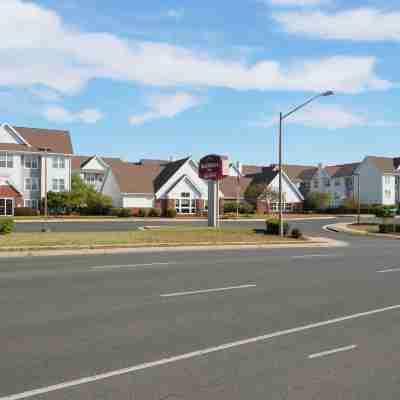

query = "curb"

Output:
[[0, 237, 347, 258], [324, 223, 400, 239]]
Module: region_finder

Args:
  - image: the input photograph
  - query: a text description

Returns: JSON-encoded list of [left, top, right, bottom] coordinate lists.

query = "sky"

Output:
[[1, 0, 399, 166]]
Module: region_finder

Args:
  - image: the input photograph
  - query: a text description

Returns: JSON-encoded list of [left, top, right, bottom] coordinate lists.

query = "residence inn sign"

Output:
[[199, 154, 229, 181]]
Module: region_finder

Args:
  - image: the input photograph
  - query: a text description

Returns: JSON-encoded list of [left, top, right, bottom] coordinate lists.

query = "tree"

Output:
[[244, 183, 279, 207], [304, 192, 332, 211]]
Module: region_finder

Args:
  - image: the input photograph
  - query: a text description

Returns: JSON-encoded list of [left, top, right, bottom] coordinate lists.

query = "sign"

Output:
[[199, 154, 229, 181]]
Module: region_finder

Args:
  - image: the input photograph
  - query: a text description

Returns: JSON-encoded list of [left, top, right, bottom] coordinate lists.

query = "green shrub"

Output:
[[148, 208, 161, 217], [291, 228, 303, 239], [224, 202, 239, 214], [164, 208, 177, 218], [118, 208, 132, 218], [265, 218, 290, 236], [304, 192, 332, 211], [110, 208, 122, 216], [137, 208, 147, 217], [0, 218, 15, 235], [379, 224, 395, 234], [239, 202, 255, 215], [396, 225, 400, 233], [375, 205, 397, 219], [14, 207, 38, 217]]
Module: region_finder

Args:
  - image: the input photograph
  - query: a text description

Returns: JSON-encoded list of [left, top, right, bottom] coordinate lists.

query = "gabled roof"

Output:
[[220, 176, 254, 199], [281, 164, 317, 182], [242, 164, 263, 176], [153, 157, 190, 193], [325, 162, 360, 178], [72, 155, 192, 195], [0, 126, 73, 154]]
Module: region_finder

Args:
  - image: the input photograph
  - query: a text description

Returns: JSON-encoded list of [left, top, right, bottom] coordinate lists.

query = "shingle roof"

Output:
[[72, 155, 191, 194], [220, 176, 253, 199], [325, 162, 360, 178], [8, 126, 73, 154], [366, 156, 396, 174], [242, 164, 263, 176], [153, 157, 190, 193], [282, 165, 317, 182]]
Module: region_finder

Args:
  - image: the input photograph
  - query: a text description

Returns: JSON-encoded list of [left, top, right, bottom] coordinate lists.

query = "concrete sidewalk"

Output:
[[325, 222, 400, 240]]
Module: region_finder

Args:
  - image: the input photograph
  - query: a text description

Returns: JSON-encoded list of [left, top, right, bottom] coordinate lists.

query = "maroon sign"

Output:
[[199, 154, 229, 181]]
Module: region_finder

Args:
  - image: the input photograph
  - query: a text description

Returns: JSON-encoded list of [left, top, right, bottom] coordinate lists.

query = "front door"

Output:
[[0, 199, 14, 216]]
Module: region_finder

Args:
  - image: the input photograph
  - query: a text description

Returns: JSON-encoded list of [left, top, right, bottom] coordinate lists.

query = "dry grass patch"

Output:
[[0, 227, 301, 249]]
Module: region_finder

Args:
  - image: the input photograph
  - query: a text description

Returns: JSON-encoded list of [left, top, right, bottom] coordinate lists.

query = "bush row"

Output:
[[265, 218, 303, 239], [379, 224, 400, 234], [223, 202, 255, 215], [110, 207, 176, 218]]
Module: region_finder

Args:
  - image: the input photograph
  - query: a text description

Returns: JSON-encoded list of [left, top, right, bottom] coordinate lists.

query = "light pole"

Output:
[[278, 91, 334, 237], [354, 173, 361, 225], [39, 147, 52, 233]]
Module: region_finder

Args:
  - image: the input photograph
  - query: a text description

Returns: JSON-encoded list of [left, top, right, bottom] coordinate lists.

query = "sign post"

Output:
[[199, 155, 229, 228]]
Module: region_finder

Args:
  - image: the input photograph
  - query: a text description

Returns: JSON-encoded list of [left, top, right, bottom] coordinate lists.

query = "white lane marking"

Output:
[[91, 262, 174, 271], [160, 284, 257, 297], [377, 267, 400, 273], [3, 303, 400, 400], [308, 345, 357, 359], [292, 254, 339, 259]]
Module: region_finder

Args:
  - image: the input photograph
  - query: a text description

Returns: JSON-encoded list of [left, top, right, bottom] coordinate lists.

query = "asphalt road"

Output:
[[2, 219, 400, 399], [14, 216, 346, 234]]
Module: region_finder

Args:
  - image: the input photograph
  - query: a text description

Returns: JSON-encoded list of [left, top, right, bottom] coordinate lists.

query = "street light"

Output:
[[278, 91, 334, 237], [354, 173, 361, 225]]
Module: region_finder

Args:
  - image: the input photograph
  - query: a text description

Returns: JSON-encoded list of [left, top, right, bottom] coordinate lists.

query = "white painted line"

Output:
[[91, 262, 175, 271], [377, 267, 400, 273], [308, 345, 357, 359], [160, 284, 257, 297], [3, 303, 400, 400], [292, 254, 339, 259]]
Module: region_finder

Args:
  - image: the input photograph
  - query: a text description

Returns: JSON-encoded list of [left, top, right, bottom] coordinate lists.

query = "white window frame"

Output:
[[0, 153, 13, 169], [0, 198, 14, 216], [176, 192, 196, 214], [52, 178, 66, 192], [385, 176, 392, 185], [24, 199, 39, 209], [52, 156, 65, 169], [25, 178, 39, 191], [24, 155, 39, 169]]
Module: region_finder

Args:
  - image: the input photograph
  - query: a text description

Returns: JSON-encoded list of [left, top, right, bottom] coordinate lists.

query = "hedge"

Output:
[[14, 207, 38, 217], [379, 224, 400, 234], [0, 218, 15, 235], [265, 218, 290, 236], [163, 208, 177, 218], [148, 208, 161, 217]]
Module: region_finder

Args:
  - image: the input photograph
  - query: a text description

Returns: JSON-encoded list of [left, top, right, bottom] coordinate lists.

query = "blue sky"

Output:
[[1, 0, 399, 165]]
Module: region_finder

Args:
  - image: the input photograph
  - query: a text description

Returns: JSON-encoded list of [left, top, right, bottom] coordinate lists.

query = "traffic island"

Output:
[[0, 227, 346, 257], [326, 222, 400, 239]]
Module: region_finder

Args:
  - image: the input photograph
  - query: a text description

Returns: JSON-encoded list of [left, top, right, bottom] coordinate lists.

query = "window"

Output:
[[84, 173, 103, 185], [324, 178, 331, 187], [385, 176, 392, 185], [270, 202, 292, 213], [25, 178, 39, 191], [345, 177, 353, 188], [0, 153, 13, 168], [52, 178, 65, 192], [313, 180, 319, 189], [0, 199, 13, 216], [24, 155, 39, 169], [334, 178, 341, 186], [24, 199, 39, 209], [52, 156, 65, 169], [176, 192, 196, 214]]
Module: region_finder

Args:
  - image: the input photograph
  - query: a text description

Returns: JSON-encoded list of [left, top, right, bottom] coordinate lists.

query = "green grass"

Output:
[[0, 227, 302, 249]]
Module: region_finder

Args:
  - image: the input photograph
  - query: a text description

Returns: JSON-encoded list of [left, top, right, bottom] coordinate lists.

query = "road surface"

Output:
[[2, 219, 400, 399]]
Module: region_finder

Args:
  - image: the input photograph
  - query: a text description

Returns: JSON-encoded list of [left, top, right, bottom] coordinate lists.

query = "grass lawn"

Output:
[[0, 227, 302, 249]]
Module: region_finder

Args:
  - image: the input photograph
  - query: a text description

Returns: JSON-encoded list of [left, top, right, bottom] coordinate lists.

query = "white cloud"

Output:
[[44, 107, 103, 124], [0, 0, 393, 95], [165, 8, 185, 20], [273, 8, 400, 41], [30, 87, 62, 101], [255, 104, 400, 130], [129, 92, 201, 126], [268, 0, 326, 6]]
